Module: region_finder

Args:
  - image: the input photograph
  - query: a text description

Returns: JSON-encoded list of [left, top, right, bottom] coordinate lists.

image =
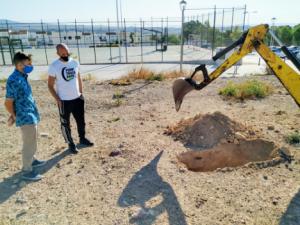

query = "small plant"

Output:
[[219, 79, 273, 100], [147, 73, 164, 81], [112, 91, 124, 107], [285, 132, 300, 145], [107, 117, 120, 123]]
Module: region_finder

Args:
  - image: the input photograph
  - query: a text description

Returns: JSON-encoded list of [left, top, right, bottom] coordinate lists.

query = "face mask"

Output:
[[23, 65, 34, 74], [61, 56, 69, 62]]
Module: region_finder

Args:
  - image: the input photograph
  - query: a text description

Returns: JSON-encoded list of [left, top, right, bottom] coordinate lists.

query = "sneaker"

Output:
[[69, 143, 79, 154], [22, 170, 43, 181], [32, 159, 46, 168], [79, 138, 94, 147]]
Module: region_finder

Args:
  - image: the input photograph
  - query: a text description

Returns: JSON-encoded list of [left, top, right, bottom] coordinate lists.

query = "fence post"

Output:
[[74, 19, 81, 63], [57, 19, 62, 43], [124, 18, 128, 63], [91, 19, 97, 64], [161, 18, 164, 62], [6, 20, 13, 64], [242, 5, 247, 31], [231, 7, 235, 32], [41, 20, 48, 65], [206, 13, 209, 47], [221, 9, 224, 46], [0, 37, 5, 65], [211, 5, 217, 57], [140, 19, 143, 63], [107, 19, 112, 63]]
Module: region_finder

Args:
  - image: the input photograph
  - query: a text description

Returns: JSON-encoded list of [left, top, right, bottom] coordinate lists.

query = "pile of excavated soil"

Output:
[[165, 111, 253, 149], [166, 112, 291, 172]]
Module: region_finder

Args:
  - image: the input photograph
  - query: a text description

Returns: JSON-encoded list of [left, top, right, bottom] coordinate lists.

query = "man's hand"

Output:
[[56, 99, 62, 109], [7, 114, 15, 127]]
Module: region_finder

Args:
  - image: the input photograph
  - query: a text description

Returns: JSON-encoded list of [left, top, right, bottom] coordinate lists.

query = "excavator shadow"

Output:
[[280, 188, 300, 225], [118, 151, 187, 225]]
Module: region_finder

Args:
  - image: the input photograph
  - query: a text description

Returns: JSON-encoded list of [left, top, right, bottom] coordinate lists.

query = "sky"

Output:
[[0, 0, 299, 26]]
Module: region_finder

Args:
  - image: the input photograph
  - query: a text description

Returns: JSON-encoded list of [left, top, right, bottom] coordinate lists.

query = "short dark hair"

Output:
[[13, 52, 31, 65], [56, 43, 69, 52]]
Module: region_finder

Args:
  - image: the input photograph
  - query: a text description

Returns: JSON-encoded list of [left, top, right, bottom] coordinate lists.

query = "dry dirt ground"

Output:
[[0, 75, 300, 225]]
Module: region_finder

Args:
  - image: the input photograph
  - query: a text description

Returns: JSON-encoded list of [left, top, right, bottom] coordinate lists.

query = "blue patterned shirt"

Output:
[[5, 69, 40, 127]]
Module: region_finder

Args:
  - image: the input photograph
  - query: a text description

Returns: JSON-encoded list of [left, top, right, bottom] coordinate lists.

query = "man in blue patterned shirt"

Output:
[[4, 52, 45, 181]]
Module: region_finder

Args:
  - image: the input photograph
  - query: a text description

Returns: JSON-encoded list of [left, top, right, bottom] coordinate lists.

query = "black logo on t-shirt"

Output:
[[61, 67, 76, 81]]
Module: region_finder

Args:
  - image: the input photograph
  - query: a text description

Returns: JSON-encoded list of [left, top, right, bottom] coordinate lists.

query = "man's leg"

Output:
[[20, 125, 42, 181], [72, 96, 93, 146], [59, 100, 78, 153], [20, 125, 37, 172], [72, 96, 86, 140]]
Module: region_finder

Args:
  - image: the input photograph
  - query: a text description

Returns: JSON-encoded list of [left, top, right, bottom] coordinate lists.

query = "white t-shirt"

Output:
[[48, 58, 81, 100]]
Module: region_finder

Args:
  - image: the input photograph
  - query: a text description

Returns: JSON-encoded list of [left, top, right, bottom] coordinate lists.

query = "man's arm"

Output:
[[4, 99, 15, 117], [47, 76, 61, 107], [78, 73, 83, 94]]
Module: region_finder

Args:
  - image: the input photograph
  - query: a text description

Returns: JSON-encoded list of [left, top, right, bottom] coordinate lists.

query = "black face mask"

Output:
[[61, 56, 69, 62]]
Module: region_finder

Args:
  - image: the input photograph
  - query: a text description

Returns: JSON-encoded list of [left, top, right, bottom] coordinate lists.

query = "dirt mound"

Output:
[[166, 111, 250, 149], [166, 112, 292, 172]]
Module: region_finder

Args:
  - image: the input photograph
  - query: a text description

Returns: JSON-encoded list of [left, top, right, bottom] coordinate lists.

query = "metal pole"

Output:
[[41, 20, 48, 65], [200, 14, 204, 47], [140, 19, 143, 63], [221, 9, 224, 46], [6, 20, 13, 64], [161, 18, 163, 62], [57, 19, 62, 43], [242, 5, 247, 31], [116, 0, 122, 62], [211, 5, 216, 57], [107, 19, 112, 63], [0, 37, 5, 65], [231, 7, 234, 32], [206, 13, 209, 47], [74, 19, 81, 63], [180, 7, 185, 72], [91, 19, 97, 64], [124, 18, 128, 63]]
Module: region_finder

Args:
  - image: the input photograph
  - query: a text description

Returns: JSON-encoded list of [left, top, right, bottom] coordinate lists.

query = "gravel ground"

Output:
[[0, 75, 300, 225]]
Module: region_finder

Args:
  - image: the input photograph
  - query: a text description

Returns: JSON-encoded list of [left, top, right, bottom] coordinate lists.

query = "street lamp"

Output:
[[179, 0, 187, 72]]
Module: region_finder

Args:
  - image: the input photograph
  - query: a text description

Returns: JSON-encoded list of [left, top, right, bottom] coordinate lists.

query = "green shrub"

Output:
[[219, 79, 273, 100], [285, 132, 300, 145]]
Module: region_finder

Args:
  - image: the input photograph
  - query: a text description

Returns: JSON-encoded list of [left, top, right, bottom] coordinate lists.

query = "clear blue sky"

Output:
[[0, 0, 299, 25]]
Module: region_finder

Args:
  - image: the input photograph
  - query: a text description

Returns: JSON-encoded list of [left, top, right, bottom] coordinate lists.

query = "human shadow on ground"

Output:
[[118, 151, 187, 225], [280, 188, 300, 225], [0, 149, 70, 204]]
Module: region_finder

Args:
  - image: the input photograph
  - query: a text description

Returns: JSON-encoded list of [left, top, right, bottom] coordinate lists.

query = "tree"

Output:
[[167, 34, 180, 45], [293, 24, 300, 45], [277, 26, 293, 45]]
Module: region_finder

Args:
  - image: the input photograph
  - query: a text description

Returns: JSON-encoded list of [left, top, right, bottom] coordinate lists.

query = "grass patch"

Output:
[[112, 91, 124, 107], [219, 79, 273, 100], [0, 78, 7, 83], [109, 67, 188, 85], [285, 132, 300, 145]]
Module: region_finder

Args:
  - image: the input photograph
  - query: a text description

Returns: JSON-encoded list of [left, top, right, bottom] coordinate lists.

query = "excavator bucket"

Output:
[[172, 64, 210, 111], [172, 78, 195, 111]]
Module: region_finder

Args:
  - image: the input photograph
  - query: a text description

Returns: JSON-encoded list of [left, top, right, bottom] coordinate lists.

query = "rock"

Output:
[[267, 125, 275, 130], [235, 132, 246, 140], [40, 132, 49, 138], [109, 150, 121, 157], [16, 209, 27, 218], [220, 138, 228, 144], [15, 197, 27, 204], [67, 159, 73, 164], [263, 175, 268, 180]]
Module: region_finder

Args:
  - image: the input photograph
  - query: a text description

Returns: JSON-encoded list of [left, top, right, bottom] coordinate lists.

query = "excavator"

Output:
[[173, 24, 300, 111]]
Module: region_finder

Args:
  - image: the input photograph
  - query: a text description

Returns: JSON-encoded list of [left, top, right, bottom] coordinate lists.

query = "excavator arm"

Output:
[[173, 24, 300, 111]]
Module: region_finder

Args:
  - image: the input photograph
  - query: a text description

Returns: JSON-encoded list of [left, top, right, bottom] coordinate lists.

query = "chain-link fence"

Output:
[[0, 6, 247, 66]]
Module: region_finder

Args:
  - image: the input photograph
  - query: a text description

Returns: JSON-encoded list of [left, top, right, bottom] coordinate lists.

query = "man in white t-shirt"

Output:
[[48, 43, 93, 154]]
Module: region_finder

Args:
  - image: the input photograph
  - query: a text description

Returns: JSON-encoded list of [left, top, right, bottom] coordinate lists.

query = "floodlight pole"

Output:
[[180, 0, 187, 73]]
